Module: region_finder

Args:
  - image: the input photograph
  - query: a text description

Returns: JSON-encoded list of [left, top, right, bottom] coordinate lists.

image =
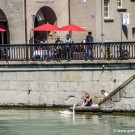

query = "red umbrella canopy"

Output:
[[34, 23, 59, 31], [0, 24, 6, 32], [59, 23, 87, 32], [0, 28, 6, 32]]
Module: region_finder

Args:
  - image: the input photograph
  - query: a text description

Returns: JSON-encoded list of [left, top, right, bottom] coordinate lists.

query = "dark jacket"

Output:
[[85, 35, 94, 43]]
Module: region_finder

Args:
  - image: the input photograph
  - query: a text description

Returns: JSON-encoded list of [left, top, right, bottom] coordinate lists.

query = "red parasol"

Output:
[[0, 25, 6, 44], [59, 23, 87, 32], [0, 24, 7, 32], [0, 28, 6, 32], [34, 23, 59, 31]]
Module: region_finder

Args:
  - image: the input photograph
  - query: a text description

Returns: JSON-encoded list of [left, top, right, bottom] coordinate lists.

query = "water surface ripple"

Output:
[[0, 110, 135, 135]]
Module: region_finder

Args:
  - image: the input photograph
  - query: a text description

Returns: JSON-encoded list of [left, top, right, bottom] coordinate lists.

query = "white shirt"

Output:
[[104, 92, 109, 97], [64, 38, 72, 43]]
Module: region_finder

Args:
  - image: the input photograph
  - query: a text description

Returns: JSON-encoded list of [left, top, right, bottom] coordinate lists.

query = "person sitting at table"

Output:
[[34, 36, 40, 44], [39, 39, 48, 44], [38, 39, 48, 57]]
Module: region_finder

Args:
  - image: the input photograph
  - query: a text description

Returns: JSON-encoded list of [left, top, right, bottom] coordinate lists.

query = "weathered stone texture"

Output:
[[100, 79, 135, 111], [0, 65, 134, 107], [0, 0, 25, 44]]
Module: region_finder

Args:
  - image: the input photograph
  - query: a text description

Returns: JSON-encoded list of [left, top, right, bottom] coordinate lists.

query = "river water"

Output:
[[0, 109, 135, 135]]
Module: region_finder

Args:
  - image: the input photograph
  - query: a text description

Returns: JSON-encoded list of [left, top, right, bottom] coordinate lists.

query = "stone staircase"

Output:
[[99, 75, 135, 112]]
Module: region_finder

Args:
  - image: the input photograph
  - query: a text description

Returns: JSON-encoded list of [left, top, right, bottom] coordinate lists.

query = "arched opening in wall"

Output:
[[0, 9, 9, 44], [34, 6, 57, 42]]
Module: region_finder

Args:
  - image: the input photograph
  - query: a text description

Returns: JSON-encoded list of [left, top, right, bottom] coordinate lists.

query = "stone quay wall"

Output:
[[0, 61, 135, 107], [99, 75, 135, 112]]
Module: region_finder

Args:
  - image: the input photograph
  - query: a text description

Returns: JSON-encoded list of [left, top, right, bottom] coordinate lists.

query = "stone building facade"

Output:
[[0, 0, 135, 44]]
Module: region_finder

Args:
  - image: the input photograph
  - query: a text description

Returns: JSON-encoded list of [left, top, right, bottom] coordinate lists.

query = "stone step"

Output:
[[70, 106, 101, 112]]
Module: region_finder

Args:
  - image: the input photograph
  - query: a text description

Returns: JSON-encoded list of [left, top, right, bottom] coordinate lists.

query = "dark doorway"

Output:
[[34, 6, 57, 41], [0, 9, 9, 44]]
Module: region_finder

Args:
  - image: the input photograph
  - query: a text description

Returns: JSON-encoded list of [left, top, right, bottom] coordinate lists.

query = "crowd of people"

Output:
[[34, 32, 93, 44], [33, 32, 94, 60], [34, 33, 108, 108]]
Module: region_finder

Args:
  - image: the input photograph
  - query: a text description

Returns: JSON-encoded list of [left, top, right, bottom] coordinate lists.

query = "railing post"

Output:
[[26, 44, 29, 61]]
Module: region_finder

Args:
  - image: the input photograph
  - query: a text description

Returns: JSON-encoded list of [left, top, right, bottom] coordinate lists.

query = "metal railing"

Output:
[[0, 42, 135, 61]]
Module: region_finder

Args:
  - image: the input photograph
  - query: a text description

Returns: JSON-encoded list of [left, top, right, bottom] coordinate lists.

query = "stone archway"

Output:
[[0, 9, 9, 44], [34, 6, 57, 41]]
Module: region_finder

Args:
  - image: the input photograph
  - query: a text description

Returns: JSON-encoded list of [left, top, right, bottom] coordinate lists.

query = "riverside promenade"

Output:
[[0, 58, 135, 109], [0, 42, 135, 110]]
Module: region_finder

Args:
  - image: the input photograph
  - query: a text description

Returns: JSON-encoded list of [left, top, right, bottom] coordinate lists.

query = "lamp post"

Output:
[[32, 15, 36, 44], [68, 0, 71, 37], [101, 0, 104, 44], [101, 0, 105, 59], [68, 0, 71, 25], [24, 0, 27, 44]]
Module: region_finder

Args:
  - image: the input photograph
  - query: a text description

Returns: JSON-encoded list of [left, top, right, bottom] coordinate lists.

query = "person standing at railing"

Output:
[[63, 34, 73, 60], [84, 31, 94, 60], [55, 35, 63, 60], [85, 31, 94, 43], [63, 34, 73, 43]]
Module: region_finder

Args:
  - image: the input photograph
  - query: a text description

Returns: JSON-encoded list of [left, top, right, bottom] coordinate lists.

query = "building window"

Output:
[[117, 0, 122, 8], [104, 0, 110, 18], [132, 28, 135, 40]]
